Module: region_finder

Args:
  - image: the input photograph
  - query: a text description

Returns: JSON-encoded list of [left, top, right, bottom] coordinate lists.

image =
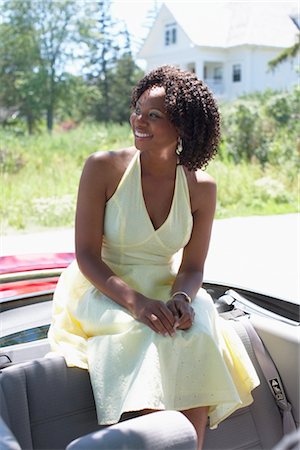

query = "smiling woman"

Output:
[[130, 67, 220, 170], [130, 86, 179, 160], [47, 65, 259, 450]]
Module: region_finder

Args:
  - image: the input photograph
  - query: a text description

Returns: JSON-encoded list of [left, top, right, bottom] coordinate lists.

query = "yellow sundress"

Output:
[[48, 150, 259, 429]]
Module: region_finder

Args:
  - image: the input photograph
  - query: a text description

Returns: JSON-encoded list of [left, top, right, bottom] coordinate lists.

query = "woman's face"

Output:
[[130, 86, 178, 154]]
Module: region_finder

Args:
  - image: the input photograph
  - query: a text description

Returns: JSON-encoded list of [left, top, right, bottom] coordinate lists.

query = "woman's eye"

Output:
[[149, 112, 160, 119]]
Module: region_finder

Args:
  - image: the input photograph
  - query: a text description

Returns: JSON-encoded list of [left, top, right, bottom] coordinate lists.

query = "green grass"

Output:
[[1, 122, 298, 232], [207, 160, 299, 218]]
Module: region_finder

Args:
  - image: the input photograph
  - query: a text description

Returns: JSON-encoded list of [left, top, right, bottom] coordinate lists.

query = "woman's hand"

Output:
[[133, 297, 176, 336], [166, 298, 195, 331]]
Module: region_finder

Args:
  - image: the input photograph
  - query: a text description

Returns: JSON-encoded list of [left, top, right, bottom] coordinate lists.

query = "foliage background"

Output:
[[0, 0, 299, 232], [1, 87, 299, 232]]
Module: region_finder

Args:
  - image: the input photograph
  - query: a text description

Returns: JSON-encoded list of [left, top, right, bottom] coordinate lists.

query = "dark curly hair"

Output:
[[131, 65, 221, 171]]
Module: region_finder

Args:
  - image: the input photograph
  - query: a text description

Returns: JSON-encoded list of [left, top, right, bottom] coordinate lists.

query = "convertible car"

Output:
[[0, 253, 299, 450]]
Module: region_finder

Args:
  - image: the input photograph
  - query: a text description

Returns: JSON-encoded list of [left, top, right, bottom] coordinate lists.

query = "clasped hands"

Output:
[[134, 297, 195, 336]]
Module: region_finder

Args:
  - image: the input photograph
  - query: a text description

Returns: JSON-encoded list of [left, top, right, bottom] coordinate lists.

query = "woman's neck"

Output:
[[139, 150, 178, 178]]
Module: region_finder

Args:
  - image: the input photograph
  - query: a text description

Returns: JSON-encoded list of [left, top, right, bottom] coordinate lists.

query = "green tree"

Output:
[[78, 0, 118, 122], [109, 54, 144, 123], [0, 0, 143, 131], [0, 0, 43, 133], [30, 0, 84, 132], [80, 0, 142, 123], [0, 0, 87, 133], [268, 38, 300, 70], [268, 15, 300, 70], [56, 73, 102, 123]]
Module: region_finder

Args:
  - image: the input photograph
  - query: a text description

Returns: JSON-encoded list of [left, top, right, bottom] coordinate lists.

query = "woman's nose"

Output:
[[136, 112, 147, 124]]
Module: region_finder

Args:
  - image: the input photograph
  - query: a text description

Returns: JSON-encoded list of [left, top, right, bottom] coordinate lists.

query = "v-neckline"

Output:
[[138, 153, 178, 233]]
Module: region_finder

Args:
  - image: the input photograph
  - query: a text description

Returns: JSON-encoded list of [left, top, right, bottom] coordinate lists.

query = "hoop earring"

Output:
[[176, 137, 183, 155]]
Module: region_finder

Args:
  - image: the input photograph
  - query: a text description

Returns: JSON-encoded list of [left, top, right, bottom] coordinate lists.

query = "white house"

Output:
[[138, 1, 299, 100]]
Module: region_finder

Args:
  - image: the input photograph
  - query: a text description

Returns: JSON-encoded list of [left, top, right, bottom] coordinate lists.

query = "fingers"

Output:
[[175, 311, 194, 330], [166, 300, 178, 317], [146, 313, 169, 335], [138, 299, 194, 335], [145, 311, 174, 336], [172, 300, 195, 331], [166, 300, 180, 329], [159, 302, 176, 329], [143, 301, 176, 336]]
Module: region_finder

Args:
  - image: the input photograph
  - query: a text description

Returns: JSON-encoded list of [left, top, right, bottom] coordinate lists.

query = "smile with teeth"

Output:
[[135, 130, 152, 138]]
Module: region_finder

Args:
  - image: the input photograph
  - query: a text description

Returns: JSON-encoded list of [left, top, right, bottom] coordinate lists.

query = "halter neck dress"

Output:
[[48, 150, 259, 429]]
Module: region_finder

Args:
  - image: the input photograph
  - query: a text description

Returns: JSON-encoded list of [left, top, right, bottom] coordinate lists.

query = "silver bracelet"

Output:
[[171, 291, 192, 304]]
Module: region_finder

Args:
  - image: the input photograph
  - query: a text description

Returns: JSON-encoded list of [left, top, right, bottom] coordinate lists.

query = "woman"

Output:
[[48, 65, 259, 450]]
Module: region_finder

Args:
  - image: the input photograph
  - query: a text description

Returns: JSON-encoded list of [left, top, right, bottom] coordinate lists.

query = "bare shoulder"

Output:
[[183, 167, 216, 213], [85, 147, 136, 171], [82, 147, 137, 200]]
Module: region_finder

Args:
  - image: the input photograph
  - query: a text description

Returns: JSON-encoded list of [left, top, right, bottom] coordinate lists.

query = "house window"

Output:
[[165, 23, 177, 46], [213, 67, 223, 80], [172, 27, 177, 44], [233, 64, 241, 82]]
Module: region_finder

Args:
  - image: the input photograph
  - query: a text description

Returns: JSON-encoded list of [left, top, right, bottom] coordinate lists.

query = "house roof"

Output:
[[139, 1, 298, 56]]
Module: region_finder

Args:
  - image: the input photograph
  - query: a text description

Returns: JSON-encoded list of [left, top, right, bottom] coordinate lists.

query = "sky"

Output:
[[110, 0, 162, 58]]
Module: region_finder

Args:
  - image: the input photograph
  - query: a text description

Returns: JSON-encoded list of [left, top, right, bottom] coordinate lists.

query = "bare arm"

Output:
[[167, 174, 217, 330], [75, 152, 175, 335]]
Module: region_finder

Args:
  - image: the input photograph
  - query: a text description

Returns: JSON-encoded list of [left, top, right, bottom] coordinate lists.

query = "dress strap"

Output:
[[106, 150, 139, 205], [176, 165, 192, 212]]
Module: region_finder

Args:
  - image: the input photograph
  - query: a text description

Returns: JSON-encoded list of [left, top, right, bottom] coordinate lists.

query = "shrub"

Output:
[[220, 86, 300, 167]]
